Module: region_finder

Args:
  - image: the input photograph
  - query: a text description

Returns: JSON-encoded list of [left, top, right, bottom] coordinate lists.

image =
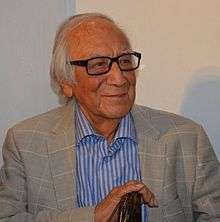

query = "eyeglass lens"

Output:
[[87, 54, 139, 75]]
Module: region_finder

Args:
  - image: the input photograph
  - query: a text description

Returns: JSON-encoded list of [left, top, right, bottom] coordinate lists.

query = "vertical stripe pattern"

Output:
[[75, 104, 147, 221]]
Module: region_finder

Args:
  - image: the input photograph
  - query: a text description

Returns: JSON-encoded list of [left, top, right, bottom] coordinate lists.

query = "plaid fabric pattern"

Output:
[[0, 100, 220, 221]]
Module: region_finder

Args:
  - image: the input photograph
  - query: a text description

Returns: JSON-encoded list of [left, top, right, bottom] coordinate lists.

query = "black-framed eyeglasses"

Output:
[[68, 51, 141, 76]]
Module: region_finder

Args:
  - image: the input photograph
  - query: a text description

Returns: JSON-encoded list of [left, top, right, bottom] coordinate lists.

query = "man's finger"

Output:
[[139, 186, 158, 207], [110, 180, 144, 200], [122, 181, 144, 195]]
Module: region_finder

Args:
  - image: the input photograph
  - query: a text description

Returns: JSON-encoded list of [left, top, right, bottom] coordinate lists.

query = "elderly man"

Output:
[[0, 13, 220, 222]]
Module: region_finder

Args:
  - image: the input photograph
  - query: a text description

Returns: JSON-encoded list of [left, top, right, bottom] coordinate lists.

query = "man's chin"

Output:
[[101, 106, 132, 119], [98, 98, 134, 119]]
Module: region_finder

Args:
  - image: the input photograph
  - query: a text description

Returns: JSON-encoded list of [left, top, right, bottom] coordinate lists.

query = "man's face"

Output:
[[65, 19, 136, 122]]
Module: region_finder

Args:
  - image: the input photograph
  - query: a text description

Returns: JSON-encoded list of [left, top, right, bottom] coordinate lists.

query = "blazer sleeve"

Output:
[[0, 129, 95, 222], [192, 125, 220, 221]]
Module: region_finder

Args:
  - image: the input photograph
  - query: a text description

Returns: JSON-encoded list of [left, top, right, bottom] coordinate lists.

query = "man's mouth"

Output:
[[102, 93, 127, 97]]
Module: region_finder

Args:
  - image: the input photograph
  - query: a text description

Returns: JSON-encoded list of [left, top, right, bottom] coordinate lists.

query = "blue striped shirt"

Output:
[[75, 104, 147, 221]]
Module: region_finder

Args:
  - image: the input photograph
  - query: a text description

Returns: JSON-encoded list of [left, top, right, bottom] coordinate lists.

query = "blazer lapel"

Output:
[[131, 105, 166, 201], [46, 100, 77, 210]]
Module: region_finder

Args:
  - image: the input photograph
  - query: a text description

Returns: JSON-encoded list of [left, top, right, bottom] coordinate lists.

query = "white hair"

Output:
[[49, 13, 128, 102]]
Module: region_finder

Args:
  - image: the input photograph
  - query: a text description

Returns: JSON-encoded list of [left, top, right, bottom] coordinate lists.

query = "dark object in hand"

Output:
[[109, 192, 142, 222]]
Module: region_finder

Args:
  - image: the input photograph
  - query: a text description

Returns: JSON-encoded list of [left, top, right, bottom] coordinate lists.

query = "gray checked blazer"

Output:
[[0, 100, 220, 222]]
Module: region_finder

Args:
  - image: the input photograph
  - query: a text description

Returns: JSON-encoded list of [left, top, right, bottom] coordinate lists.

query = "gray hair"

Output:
[[50, 13, 114, 100], [50, 13, 129, 102]]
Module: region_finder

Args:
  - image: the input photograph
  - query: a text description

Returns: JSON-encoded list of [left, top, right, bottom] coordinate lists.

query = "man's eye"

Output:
[[88, 60, 109, 71], [89, 58, 107, 65], [120, 57, 134, 67], [121, 59, 132, 64], [93, 61, 106, 67]]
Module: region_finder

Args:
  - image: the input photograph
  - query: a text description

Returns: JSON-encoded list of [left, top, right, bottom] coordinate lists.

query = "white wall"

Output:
[[1, 1, 220, 163], [76, 0, 220, 159], [0, 0, 75, 165]]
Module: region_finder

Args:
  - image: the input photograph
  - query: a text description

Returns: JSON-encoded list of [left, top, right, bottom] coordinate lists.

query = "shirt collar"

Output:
[[113, 111, 136, 143], [75, 103, 96, 144], [75, 103, 137, 144]]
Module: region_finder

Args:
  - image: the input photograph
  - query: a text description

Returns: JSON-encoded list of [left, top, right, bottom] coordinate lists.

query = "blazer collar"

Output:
[[51, 100, 75, 135], [131, 104, 161, 141], [50, 101, 161, 138]]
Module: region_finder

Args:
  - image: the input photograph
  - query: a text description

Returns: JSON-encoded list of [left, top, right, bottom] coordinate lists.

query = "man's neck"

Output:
[[79, 105, 121, 144], [92, 120, 119, 144]]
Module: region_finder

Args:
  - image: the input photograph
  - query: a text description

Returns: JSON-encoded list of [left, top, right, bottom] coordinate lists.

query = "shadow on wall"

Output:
[[181, 67, 220, 160]]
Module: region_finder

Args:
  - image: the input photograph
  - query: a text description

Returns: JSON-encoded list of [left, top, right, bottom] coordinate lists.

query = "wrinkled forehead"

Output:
[[66, 18, 131, 58]]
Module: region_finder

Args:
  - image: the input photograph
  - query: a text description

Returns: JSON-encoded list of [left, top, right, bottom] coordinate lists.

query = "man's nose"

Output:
[[106, 62, 127, 86]]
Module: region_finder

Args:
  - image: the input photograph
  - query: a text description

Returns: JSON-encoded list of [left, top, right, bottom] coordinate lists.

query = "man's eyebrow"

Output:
[[71, 49, 133, 61], [69, 53, 102, 61], [73, 54, 106, 60], [120, 48, 132, 53], [93, 49, 133, 57]]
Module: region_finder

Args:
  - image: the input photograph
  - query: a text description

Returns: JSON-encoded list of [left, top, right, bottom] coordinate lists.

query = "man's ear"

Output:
[[60, 80, 75, 98]]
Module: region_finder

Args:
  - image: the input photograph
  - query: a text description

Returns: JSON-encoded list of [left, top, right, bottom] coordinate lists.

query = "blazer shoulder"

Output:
[[132, 104, 201, 136], [10, 105, 69, 133]]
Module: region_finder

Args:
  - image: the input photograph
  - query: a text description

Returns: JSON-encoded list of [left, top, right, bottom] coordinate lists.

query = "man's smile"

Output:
[[101, 92, 128, 97]]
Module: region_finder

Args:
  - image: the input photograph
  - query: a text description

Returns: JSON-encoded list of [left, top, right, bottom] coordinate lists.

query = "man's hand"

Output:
[[94, 180, 158, 222]]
